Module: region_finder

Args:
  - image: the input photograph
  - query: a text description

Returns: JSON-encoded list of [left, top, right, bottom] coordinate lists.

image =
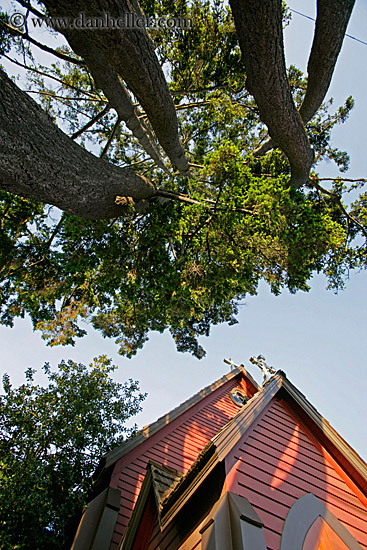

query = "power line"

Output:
[[289, 8, 367, 47]]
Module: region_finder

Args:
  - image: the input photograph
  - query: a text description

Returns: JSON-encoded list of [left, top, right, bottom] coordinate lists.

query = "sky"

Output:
[[1, 1, 366, 459]]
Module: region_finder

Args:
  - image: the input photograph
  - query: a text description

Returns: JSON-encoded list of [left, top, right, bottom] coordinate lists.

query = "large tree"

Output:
[[0, 0, 366, 357]]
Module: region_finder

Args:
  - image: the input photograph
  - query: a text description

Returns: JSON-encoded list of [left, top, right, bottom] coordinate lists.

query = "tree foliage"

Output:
[[0, 355, 145, 549], [0, 0, 366, 357]]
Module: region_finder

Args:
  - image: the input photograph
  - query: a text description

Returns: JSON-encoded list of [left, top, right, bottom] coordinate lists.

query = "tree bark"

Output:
[[0, 69, 156, 219], [41, 0, 190, 175], [253, 0, 355, 159], [52, 30, 167, 171], [230, 0, 314, 188], [298, 0, 355, 123]]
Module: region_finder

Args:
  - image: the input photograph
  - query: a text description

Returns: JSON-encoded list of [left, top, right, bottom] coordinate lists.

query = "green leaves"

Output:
[[1, 0, 366, 358], [0, 153, 350, 358], [0, 356, 145, 549]]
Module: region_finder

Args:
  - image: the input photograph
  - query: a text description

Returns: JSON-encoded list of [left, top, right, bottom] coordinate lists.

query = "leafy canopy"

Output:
[[0, 0, 366, 358], [0, 355, 145, 549]]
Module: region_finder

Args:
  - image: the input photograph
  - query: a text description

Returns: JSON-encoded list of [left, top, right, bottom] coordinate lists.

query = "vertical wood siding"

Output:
[[109, 378, 244, 549], [226, 398, 367, 550]]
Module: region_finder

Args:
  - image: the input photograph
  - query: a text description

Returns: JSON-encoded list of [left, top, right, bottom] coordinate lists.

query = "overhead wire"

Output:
[[289, 7, 367, 47]]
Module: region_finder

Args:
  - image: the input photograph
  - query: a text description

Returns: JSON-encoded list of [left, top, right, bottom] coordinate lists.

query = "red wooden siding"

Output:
[[109, 377, 246, 549], [225, 398, 367, 550]]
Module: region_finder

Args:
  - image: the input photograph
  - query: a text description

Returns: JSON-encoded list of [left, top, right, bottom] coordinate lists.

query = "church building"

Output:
[[71, 359, 367, 549]]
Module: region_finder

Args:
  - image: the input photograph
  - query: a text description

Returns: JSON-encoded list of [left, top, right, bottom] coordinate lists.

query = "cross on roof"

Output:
[[249, 355, 276, 386]]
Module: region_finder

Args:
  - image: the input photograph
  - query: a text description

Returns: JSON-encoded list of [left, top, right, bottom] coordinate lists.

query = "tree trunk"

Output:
[[41, 0, 190, 175], [230, 0, 314, 188], [0, 69, 156, 219]]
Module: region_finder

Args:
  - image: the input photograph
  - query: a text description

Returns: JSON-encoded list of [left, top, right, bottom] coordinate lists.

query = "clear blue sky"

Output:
[[1, 1, 366, 459]]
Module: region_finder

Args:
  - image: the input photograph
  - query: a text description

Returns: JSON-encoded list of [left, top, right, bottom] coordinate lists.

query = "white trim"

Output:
[[281, 493, 363, 550]]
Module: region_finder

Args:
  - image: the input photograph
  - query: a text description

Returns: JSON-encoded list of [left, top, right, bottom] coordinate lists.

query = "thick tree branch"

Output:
[[253, 0, 355, 159], [230, 0, 314, 188], [41, 0, 190, 175], [41, 28, 168, 171], [0, 69, 156, 219], [299, 0, 355, 123]]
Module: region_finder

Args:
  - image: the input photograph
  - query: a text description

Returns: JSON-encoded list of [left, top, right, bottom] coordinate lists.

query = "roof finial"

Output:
[[249, 355, 276, 386]]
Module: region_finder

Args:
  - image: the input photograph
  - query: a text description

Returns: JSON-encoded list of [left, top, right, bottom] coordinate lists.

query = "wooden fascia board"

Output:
[[213, 375, 283, 462], [280, 378, 367, 493], [103, 368, 244, 470]]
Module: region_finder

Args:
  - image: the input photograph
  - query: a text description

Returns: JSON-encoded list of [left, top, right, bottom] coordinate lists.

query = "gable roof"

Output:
[[120, 370, 367, 546], [164, 371, 367, 524]]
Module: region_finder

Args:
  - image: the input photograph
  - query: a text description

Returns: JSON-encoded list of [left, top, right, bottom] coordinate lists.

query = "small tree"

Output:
[[0, 355, 146, 549]]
